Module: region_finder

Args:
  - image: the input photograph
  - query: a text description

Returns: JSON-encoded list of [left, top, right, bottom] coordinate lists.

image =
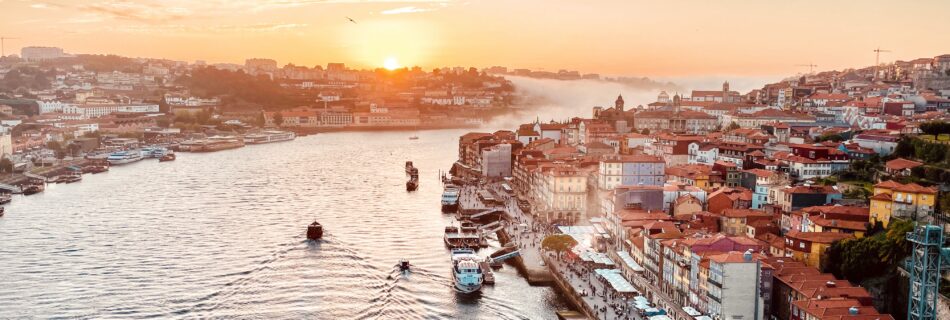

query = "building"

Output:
[[62, 103, 161, 119], [481, 143, 512, 177], [21, 46, 65, 61], [869, 180, 938, 227], [597, 154, 666, 190], [884, 158, 923, 177], [706, 251, 765, 320], [784, 231, 853, 268]]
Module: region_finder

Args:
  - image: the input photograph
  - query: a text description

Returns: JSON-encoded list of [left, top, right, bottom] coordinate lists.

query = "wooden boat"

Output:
[[0, 207, 5, 217], [159, 153, 176, 162], [22, 184, 44, 196], [307, 221, 323, 240], [406, 178, 418, 191], [0, 194, 11, 204], [62, 174, 82, 183]]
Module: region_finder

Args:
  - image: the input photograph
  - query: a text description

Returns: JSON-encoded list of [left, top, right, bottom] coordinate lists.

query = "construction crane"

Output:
[[874, 47, 891, 66], [795, 64, 818, 73], [873, 47, 891, 81], [0, 36, 19, 57]]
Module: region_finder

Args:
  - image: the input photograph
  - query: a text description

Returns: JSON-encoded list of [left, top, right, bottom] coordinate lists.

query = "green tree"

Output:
[[726, 122, 741, 131], [0, 158, 12, 173], [541, 234, 578, 259], [273, 112, 284, 127]]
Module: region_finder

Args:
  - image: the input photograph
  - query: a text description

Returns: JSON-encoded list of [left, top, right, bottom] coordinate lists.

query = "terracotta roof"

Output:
[[874, 180, 937, 194], [786, 231, 854, 244], [885, 158, 923, 171], [722, 208, 772, 218]]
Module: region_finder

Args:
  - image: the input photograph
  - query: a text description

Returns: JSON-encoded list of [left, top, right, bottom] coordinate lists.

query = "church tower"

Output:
[[615, 94, 625, 112]]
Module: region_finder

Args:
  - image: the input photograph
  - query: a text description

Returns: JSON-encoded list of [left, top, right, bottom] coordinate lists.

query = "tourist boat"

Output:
[[441, 185, 460, 213], [22, 184, 44, 196], [244, 130, 296, 144], [159, 153, 176, 162], [405, 161, 415, 174], [307, 221, 323, 240], [179, 136, 245, 152], [451, 248, 484, 294], [444, 225, 481, 249], [406, 178, 418, 191], [106, 151, 144, 165]]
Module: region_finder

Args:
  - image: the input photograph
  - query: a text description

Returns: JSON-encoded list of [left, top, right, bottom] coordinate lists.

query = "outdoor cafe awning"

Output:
[[573, 247, 615, 266], [682, 306, 701, 317], [616, 251, 645, 272], [594, 269, 637, 293]]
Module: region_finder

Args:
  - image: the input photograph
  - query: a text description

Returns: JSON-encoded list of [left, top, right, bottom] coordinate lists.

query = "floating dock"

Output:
[[479, 261, 495, 285]]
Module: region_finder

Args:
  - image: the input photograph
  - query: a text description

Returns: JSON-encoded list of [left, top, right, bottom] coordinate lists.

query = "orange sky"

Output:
[[2, 0, 950, 76]]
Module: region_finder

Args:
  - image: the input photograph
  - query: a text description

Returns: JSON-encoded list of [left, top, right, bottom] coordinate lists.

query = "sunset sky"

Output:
[[2, 0, 950, 77]]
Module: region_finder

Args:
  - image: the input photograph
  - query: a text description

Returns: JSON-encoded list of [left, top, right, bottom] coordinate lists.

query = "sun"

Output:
[[383, 57, 400, 70]]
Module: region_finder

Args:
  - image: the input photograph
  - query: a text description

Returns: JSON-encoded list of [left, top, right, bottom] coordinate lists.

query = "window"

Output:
[[799, 242, 805, 249]]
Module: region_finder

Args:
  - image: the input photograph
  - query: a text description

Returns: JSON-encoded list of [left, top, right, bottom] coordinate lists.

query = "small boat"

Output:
[[22, 184, 44, 196], [407, 178, 418, 191], [399, 259, 411, 271], [0, 207, 4, 217], [62, 174, 82, 183], [405, 161, 415, 174], [87, 165, 109, 174], [451, 248, 484, 294], [159, 153, 176, 162], [307, 221, 323, 240], [409, 136, 419, 140], [0, 194, 11, 204]]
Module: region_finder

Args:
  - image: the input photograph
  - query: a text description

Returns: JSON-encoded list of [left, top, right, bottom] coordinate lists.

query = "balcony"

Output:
[[706, 292, 722, 303], [708, 277, 722, 288]]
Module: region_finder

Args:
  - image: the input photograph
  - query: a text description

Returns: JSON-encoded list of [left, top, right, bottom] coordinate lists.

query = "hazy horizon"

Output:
[[3, 0, 950, 77]]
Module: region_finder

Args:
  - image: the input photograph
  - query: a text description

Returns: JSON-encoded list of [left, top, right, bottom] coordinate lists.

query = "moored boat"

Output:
[[244, 130, 296, 144], [106, 151, 144, 165], [406, 178, 418, 191], [159, 153, 176, 162], [451, 248, 484, 294], [0, 194, 11, 204], [441, 185, 460, 213], [22, 184, 44, 196]]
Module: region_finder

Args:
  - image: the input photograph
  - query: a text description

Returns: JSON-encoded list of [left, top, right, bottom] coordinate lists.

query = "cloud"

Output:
[[380, 6, 432, 15], [80, 1, 193, 22], [109, 23, 310, 34]]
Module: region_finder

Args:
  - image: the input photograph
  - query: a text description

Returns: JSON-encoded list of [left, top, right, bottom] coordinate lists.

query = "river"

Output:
[[0, 129, 568, 319]]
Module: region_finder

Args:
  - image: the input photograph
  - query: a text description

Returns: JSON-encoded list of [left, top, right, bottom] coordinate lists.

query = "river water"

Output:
[[0, 129, 567, 319]]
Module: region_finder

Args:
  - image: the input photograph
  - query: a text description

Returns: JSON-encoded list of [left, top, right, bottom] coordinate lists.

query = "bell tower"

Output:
[[615, 94, 625, 112]]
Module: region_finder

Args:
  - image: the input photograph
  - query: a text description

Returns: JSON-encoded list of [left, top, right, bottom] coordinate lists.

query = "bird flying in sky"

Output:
[[346, 17, 357, 24]]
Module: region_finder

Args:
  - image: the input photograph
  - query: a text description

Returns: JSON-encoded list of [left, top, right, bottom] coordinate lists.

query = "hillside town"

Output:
[[451, 53, 950, 320], [0, 46, 516, 165]]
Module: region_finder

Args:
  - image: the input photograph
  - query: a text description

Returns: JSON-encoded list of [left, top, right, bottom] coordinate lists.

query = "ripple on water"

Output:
[[0, 130, 567, 319]]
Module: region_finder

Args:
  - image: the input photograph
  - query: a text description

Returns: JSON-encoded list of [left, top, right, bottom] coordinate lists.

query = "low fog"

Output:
[[485, 75, 783, 129]]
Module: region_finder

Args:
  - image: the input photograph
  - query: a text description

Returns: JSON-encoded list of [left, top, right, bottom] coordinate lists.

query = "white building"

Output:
[[597, 154, 666, 190], [62, 103, 160, 119], [688, 142, 719, 165], [481, 144, 512, 178], [38, 100, 72, 114], [706, 251, 764, 320], [21, 46, 65, 61]]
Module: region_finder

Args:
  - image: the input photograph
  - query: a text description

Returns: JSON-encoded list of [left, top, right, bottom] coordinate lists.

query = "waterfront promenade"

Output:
[[459, 181, 650, 320]]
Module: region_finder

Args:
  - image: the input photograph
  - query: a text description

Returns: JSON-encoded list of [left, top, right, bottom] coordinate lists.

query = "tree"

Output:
[[0, 158, 12, 173], [541, 234, 578, 259], [273, 112, 284, 127], [726, 122, 741, 131]]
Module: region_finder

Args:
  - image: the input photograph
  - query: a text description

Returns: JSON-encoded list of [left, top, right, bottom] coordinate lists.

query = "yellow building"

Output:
[[665, 164, 711, 190], [784, 231, 853, 268], [869, 180, 938, 227]]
